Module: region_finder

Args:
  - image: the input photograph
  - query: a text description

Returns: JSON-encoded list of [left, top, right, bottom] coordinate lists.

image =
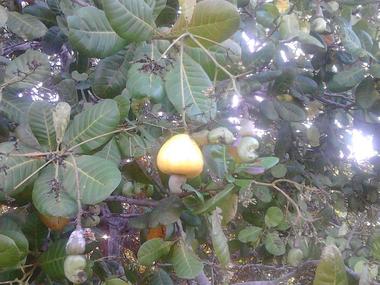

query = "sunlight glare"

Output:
[[348, 129, 377, 162]]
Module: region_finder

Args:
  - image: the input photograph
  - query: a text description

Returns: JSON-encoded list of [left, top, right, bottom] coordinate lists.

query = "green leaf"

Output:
[[32, 165, 77, 218], [67, 7, 128, 58], [113, 92, 130, 120], [94, 138, 121, 165], [355, 77, 380, 109], [170, 241, 204, 279], [137, 238, 173, 265], [297, 32, 326, 52], [56, 79, 78, 106], [0, 234, 22, 268], [307, 126, 320, 147], [146, 0, 167, 19], [327, 67, 365, 93], [22, 212, 48, 251], [270, 163, 287, 178], [370, 64, 380, 79], [194, 184, 235, 214], [165, 53, 215, 124], [0, 92, 32, 124], [217, 193, 238, 225], [117, 133, 147, 158], [127, 64, 165, 103], [265, 207, 284, 228], [238, 226, 263, 243], [4, 50, 50, 91], [102, 0, 155, 42], [63, 99, 120, 153], [1, 230, 29, 261], [38, 239, 67, 280], [264, 231, 286, 256], [23, 3, 57, 27], [256, 3, 279, 28], [371, 234, 380, 261], [251, 156, 279, 169], [340, 21, 367, 58], [92, 49, 133, 98], [151, 269, 174, 285], [279, 13, 299, 40], [0, 142, 43, 197], [28, 101, 56, 151], [149, 196, 184, 227], [173, 0, 240, 46], [62, 155, 122, 205], [253, 185, 272, 203], [274, 100, 306, 122], [0, 5, 8, 27], [41, 26, 67, 55], [208, 209, 231, 267], [260, 100, 279, 121], [313, 245, 348, 285], [6, 11, 47, 40], [293, 75, 319, 95], [185, 39, 241, 80]]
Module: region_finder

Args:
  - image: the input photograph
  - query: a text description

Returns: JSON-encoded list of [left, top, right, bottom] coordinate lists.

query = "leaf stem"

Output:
[[188, 33, 241, 97], [160, 32, 189, 59], [13, 159, 53, 191], [179, 39, 188, 130], [69, 154, 82, 230], [66, 127, 136, 152]]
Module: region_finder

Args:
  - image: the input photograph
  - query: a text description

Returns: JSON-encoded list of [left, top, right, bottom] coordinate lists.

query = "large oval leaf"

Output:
[[137, 238, 173, 266], [62, 155, 122, 205], [0, 142, 43, 197], [1, 230, 29, 261], [38, 239, 67, 280], [165, 54, 215, 124], [102, 0, 156, 42], [185, 39, 241, 80], [170, 241, 203, 280], [94, 138, 121, 166], [28, 101, 56, 151], [172, 0, 240, 47], [264, 231, 286, 256], [327, 67, 365, 93], [0, 92, 32, 124], [238, 226, 263, 243], [4, 50, 50, 91], [63, 99, 120, 153], [67, 7, 128, 58], [93, 49, 133, 98], [208, 209, 231, 267], [151, 269, 174, 285], [313, 245, 348, 285], [32, 165, 77, 218], [127, 63, 165, 103], [0, 234, 22, 268], [355, 77, 380, 109], [6, 11, 47, 40], [273, 100, 306, 122]]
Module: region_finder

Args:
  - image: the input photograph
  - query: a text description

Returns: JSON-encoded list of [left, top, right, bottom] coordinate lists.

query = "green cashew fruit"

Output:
[[64, 255, 87, 284], [236, 136, 259, 162]]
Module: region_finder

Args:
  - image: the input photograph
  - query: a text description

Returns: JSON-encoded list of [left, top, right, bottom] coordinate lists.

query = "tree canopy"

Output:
[[1, 0, 380, 284]]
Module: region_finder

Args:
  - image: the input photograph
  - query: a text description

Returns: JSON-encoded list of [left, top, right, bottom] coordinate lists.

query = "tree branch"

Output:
[[231, 260, 380, 285], [106, 196, 158, 207]]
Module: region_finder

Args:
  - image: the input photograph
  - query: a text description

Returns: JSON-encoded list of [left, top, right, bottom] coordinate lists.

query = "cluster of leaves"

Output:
[[1, 0, 380, 284]]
